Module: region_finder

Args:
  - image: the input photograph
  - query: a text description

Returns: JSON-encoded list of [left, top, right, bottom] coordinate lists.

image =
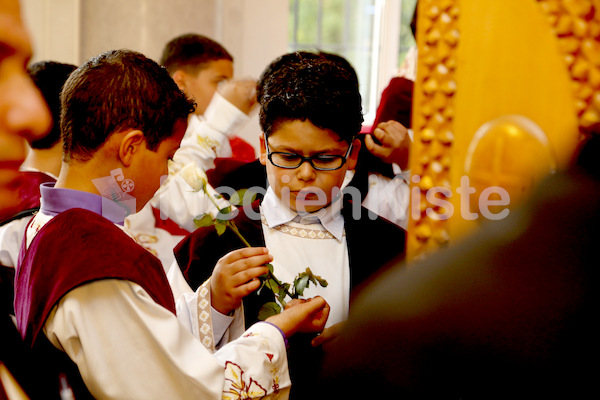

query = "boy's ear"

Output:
[[172, 70, 187, 92], [346, 138, 362, 170], [118, 130, 146, 167], [259, 135, 268, 166]]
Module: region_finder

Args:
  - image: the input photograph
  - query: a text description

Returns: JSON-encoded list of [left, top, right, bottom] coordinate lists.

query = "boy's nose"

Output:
[[296, 159, 316, 181]]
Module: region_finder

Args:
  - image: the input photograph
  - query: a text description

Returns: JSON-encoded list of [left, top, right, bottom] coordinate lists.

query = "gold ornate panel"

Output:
[[407, 0, 595, 259], [408, 0, 460, 258], [536, 0, 600, 130]]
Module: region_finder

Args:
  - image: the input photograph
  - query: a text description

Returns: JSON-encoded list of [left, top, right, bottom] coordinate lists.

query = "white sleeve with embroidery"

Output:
[[166, 260, 246, 351], [44, 280, 290, 400]]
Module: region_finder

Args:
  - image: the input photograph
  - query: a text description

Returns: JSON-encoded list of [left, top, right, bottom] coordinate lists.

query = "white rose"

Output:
[[180, 162, 208, 192]]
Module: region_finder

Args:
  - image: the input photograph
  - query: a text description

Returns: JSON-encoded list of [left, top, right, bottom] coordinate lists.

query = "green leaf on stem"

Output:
[[258, 302, 281, 320], [279, 283, 291, 303], [194, 213, 214, 228], [294, 275, 310, 297], [257, 263, 274, 294], [305, 267, 328, 288], [316, 276, 328, 287], [219, 206, 233, 216], [215, 222, 227, 236], [265, 278, 279, 293]]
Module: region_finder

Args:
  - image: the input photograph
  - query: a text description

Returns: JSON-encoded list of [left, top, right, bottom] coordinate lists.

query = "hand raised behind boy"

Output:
[[211, 247, 272, 315], [365, 120, 411, 170], [218, 79, 258, 115], [267, 296, 330, 338]]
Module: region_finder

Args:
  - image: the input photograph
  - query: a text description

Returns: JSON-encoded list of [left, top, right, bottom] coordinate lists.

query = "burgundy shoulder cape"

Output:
[[15, 208, 176, 345]]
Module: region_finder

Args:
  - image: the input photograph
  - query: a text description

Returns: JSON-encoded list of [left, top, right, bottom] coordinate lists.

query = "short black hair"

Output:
[[257, 51, 363, 144], [61, 49, 195, 162], [27, 61, 77, 149], [160, 33, 233, 76]]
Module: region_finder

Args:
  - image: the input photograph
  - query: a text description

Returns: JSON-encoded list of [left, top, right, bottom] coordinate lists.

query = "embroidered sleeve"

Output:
[[217, 322, 291, 400], [196, 279, 247, 353], [197, 279, 216, 352]]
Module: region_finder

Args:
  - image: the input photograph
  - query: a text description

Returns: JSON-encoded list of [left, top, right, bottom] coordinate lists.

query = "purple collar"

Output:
[[39, 183, 130, 225]]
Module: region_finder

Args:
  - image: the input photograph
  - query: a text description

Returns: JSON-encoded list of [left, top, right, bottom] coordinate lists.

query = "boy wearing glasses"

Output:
[[175, 51, 406, 398]]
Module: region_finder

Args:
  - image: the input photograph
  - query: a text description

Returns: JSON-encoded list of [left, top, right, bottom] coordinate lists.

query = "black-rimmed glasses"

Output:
[[264, 135, 353, 171]]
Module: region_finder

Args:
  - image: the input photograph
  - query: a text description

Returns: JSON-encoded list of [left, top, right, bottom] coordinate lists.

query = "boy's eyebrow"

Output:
[[269, 143, 347, 156]]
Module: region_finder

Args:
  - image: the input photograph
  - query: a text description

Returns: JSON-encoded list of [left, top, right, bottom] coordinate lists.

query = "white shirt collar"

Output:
[[261, 187, 345, 242]]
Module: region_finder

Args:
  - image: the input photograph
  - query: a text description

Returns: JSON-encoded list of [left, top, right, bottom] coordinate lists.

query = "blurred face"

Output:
[[130, 119, 187, 211], [180, 59, 233, 115], [0, 0, 52, 219], [259, 119, 360, 213]]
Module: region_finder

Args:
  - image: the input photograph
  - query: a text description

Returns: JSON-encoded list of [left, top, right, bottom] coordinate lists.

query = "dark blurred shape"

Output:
[[26, 61, 77, 149], [316, 134, 599, 399]]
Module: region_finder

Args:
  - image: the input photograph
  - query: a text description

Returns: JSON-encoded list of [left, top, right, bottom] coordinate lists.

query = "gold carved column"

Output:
[[407, 0, 597, 259], [408, 0, 461, 258]]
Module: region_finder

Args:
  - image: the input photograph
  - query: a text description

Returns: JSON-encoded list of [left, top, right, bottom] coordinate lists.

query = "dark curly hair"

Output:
[[60, 49, 196, 162], [257, 51, 363, 144]]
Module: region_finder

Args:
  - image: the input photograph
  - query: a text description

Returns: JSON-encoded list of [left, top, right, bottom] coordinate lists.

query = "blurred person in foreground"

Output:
[[316, 129, 599, 399], [0, 0, 51, 221], [0, 61, 76, 271], [0, 0, 52, 397]]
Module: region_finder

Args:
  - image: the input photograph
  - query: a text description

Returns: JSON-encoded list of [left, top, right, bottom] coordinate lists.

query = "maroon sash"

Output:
[[15, 208, 176, 345]]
